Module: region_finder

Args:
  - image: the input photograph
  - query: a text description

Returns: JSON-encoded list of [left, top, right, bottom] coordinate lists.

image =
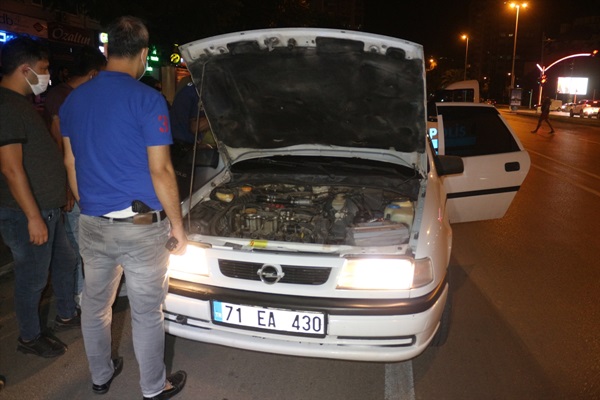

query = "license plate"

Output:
[[212, 300, 326, 337]]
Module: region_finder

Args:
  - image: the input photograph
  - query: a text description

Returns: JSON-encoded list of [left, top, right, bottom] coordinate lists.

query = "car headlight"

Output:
[[167, 244, 209, 276], [336, 257, 433, 290]]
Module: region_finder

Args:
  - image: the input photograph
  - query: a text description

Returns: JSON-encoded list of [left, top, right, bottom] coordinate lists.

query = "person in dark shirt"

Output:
[[0, 36, 79, 359], [531, 96, 555, 134]]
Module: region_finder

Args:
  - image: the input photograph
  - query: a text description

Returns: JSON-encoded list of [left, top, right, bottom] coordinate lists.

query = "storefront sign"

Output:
[[48, 22, 93, 46], [0, 10, 47, 38]]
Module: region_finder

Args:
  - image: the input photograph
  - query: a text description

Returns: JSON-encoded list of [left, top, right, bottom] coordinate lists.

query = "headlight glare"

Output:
[[337, 257, 433, 290], [167, 244, 209, 276]]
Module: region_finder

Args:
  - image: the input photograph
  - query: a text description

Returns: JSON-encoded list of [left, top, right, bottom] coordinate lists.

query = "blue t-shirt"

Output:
[[60, 71, 172, 216], [170, 82, 200, 143]]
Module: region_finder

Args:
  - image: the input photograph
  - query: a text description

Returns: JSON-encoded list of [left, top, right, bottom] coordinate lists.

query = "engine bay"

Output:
[[189, 182, 417, 246]]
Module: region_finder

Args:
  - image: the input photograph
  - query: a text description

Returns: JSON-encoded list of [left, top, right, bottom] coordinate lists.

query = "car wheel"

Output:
[[430, 287, 451, 347]]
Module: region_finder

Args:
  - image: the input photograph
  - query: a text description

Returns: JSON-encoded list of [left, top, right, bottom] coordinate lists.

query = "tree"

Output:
[[440, 69, 466, 88]]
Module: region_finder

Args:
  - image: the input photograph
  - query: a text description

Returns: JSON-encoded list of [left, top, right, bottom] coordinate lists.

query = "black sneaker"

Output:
[[17, 334, 66, 358], [54, 312, 81, 331], [92, 357, 123, 395], [142, 370, 187, 400]]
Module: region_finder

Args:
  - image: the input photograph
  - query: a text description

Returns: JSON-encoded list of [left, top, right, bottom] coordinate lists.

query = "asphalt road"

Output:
[[0, 110, 599, 400]]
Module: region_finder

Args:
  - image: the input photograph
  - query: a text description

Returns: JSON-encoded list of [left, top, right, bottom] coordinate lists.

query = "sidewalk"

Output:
[[501, 105, 600, 126]]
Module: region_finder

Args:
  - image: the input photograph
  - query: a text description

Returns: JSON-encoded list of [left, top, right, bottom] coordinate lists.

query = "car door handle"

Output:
[[505, 162, 521, 172]]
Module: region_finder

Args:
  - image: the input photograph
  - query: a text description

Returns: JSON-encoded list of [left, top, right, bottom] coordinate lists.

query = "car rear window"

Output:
[[436, 106, 521, 157]]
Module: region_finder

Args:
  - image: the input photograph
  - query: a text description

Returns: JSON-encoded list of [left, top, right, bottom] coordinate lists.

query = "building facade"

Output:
[[0, 0, 103, 81]]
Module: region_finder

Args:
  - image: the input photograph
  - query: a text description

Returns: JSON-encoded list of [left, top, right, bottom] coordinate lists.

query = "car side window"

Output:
[[437, 106, 520, 157]]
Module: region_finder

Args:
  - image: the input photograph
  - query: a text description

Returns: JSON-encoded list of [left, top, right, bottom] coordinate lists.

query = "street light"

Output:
[[536, 51, 599, 105], [508, 2, 527, 89], [461, 34, 469, 80]]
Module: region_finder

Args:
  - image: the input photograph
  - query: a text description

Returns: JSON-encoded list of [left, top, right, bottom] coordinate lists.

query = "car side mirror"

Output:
[[436, 155, 464, 176]]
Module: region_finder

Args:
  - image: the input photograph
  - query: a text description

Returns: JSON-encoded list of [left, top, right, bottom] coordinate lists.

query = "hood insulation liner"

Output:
[[189, 37, 425, 154]]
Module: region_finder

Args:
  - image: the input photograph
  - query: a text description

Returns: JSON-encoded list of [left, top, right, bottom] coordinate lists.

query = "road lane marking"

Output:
[[530, 164, 600, 198], [385, 362, 416, 400], [527, 149, 600, 182]]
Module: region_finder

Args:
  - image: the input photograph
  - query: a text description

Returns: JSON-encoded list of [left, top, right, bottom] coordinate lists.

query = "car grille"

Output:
[[218, 259, 331, 285]]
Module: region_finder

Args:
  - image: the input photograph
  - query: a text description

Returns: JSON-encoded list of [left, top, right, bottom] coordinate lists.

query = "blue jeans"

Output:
[[64, 202, 83, 299], [0, 207, 78, 341], [78, 215, 170, 396]]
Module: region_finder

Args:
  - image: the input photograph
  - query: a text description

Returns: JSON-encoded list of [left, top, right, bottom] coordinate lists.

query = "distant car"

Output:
[[534, 99, 562, 112], [570, 99, 599, 118], [584, 100, 600, 118], [560, 102, 575, 112], [162, 28, 530, 363]]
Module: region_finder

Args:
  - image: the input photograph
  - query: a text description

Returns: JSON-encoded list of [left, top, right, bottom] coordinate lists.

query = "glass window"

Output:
[[437, 106, 520, 157]]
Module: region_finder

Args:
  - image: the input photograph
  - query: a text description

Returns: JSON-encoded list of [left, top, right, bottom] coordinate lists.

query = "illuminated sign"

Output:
[[0, 11, 48, 38], [99, 32, 108, 43], [557, 77, 588, 95], [48, 23, 92, 46]]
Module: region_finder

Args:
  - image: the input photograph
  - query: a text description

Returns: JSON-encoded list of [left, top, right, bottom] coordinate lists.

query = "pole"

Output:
[[510, 5, 520, 89], [538, 66, 544, 107], [464, 36, 469, 81], [538, 33, 545, 107]]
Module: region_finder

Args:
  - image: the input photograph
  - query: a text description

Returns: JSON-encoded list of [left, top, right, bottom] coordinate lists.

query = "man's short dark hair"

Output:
[[70, 46, 107, 77], [0, 36, 49, 75], [106, 16, 149, 58]]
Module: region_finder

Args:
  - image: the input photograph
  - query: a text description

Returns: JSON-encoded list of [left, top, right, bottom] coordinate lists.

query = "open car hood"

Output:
[[180, 28, 427, 172]]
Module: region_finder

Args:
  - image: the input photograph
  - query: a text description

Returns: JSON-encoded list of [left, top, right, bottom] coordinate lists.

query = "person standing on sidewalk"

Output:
[[0, 36, 80, 359], [531, 96, 555, 134], [60, 16, 187, 400]]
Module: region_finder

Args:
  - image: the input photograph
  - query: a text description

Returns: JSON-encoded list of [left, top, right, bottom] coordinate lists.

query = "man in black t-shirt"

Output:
[[0, 36, 79, 358]]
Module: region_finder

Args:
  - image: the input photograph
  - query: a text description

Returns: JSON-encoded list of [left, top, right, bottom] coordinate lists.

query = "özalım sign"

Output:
[[48, 23, 92, 46]]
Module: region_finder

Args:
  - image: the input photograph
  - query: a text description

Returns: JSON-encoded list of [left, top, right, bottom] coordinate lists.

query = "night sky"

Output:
[[362, 0, 595, 58]]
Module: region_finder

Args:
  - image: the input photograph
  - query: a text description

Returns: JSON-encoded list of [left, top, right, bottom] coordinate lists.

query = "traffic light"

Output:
[[540, 74, 547, 84]]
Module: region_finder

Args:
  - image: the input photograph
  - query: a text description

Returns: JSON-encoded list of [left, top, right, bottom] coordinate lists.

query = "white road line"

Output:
[[530, 164, 600, 198], [526, 149, 600, 181], [384, 362, 416, 400]]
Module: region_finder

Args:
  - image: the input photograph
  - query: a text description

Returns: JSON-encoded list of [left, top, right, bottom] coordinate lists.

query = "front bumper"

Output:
[[163, 276, 448, 362]]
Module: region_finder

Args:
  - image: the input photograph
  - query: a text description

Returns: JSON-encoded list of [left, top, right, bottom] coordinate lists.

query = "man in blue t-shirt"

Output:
[[170, 80, 202, 143], [60, 16, 187, 400]]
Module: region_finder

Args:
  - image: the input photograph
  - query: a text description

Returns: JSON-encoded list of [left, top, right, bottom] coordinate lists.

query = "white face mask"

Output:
[[137, 53, 148, 81], [26, 68, 50, 95]]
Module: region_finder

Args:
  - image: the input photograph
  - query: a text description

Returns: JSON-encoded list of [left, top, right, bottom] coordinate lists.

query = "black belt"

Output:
[[99, 210, 167, 224]]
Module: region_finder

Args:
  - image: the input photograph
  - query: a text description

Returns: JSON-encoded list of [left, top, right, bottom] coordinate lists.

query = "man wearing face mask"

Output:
[[0, 36, 80, 358], [60, 16, 187, 400]]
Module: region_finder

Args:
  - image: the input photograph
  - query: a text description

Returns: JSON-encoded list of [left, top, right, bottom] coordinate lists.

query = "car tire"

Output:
[[430, 286, 451, 347]]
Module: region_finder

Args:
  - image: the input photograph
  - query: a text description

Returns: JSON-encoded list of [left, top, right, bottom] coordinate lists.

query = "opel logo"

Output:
[[257, 264, 284, 284]]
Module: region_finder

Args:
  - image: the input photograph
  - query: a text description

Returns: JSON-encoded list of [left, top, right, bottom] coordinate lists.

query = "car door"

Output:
[[429, 103, 530, 223]]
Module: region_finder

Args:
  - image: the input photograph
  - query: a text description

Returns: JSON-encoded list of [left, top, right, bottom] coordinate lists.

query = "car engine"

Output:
[[189, 183, 415, 246]]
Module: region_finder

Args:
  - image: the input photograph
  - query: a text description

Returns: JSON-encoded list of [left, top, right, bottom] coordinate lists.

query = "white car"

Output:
[[164, 28, 530, 362], [570, 99, 600, 118]]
